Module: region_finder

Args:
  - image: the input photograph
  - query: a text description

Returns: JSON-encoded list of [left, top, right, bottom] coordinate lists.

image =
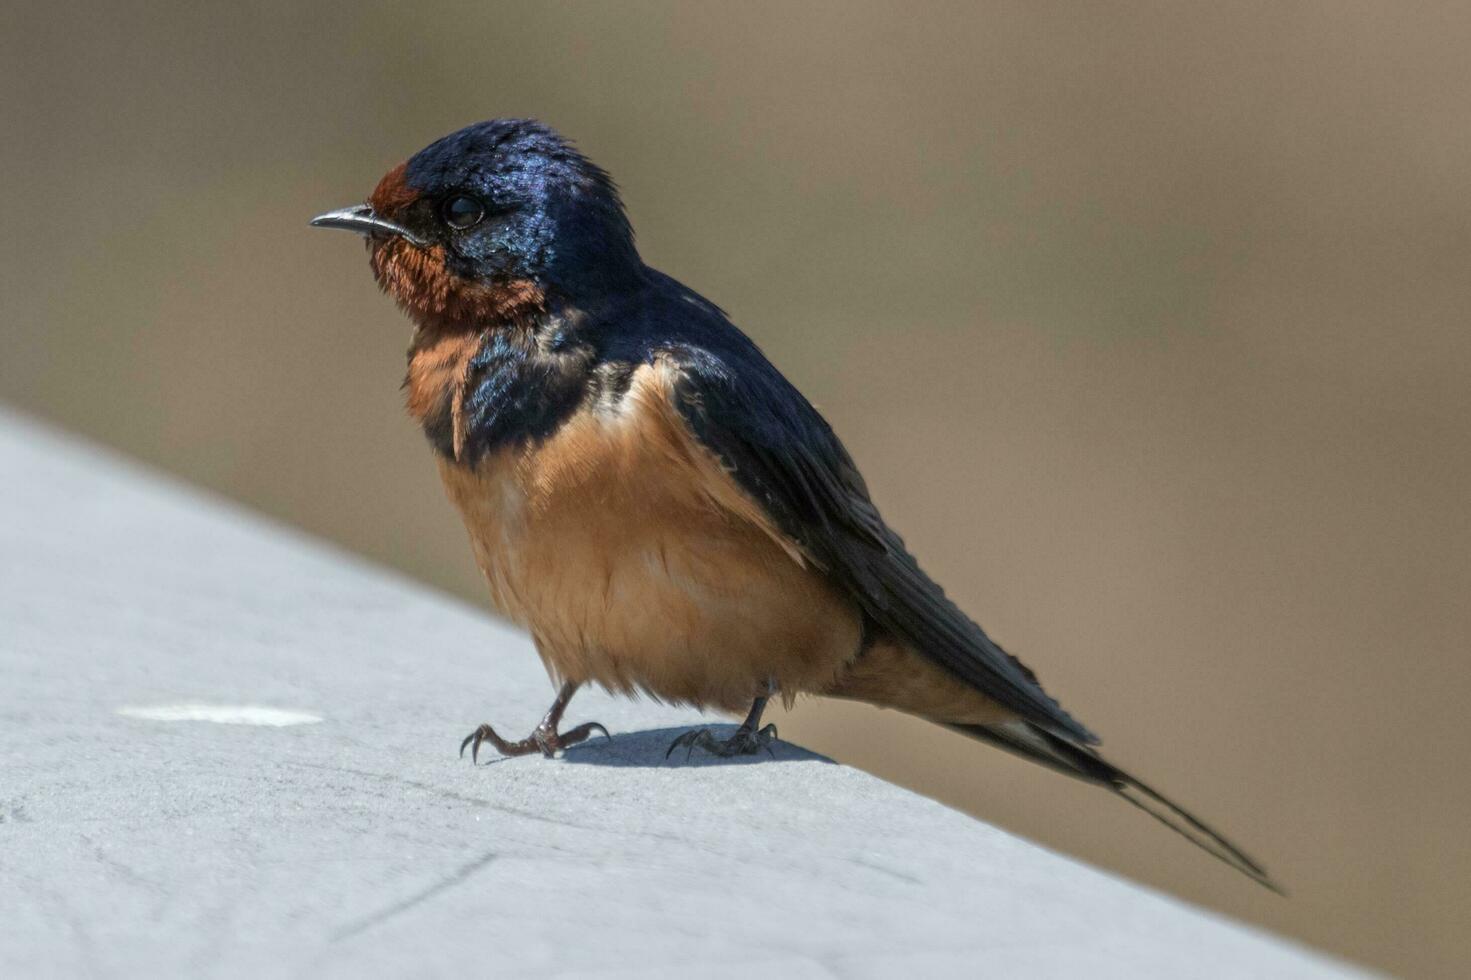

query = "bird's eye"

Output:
[[442, 195, 485, 230]]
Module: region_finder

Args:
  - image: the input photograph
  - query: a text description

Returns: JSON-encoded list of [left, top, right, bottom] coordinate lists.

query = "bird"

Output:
[[312, 118, 1277, 891]]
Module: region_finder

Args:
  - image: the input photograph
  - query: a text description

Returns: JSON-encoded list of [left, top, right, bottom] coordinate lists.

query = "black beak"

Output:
[[309, 204, 425, 246]]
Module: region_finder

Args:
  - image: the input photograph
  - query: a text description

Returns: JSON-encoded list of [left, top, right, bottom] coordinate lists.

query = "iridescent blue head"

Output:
[[312, 119, 642, 327]]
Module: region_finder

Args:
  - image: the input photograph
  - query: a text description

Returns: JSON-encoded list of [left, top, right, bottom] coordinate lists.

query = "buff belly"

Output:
[[437, 361, 864, 714]]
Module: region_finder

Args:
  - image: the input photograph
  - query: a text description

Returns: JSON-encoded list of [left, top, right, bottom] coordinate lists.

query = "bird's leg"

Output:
[[666, 691, 780, 760], [460, 681, 609, 763]]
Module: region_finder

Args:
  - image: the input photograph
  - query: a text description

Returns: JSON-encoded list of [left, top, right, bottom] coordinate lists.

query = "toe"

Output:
[[665, 728, 703, 759], [460, 724, 494, 763], [689, 731, 719, 760], [560, 721, 609, 748]]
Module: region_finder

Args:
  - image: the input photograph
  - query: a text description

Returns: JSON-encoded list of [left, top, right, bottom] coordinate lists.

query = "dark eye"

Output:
[[442, 195, 485, 230]]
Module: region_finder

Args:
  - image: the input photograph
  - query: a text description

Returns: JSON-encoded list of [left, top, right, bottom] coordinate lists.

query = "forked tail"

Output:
[[952, 721, 1281, 893]]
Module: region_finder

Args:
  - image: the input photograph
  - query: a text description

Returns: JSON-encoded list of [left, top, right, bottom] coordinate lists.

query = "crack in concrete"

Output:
[[329, 849, 498, 943], [849, 856, 923, 886]]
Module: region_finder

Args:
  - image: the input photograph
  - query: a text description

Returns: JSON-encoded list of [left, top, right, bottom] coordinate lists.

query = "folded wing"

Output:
[[663, 340, 1097, 744]]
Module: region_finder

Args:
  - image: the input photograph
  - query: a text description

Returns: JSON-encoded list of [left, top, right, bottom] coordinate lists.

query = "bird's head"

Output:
[[312, 119, 640, 330]]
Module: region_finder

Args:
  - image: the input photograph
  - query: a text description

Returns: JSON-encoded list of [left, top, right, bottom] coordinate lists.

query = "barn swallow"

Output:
[[312, 119, 1276, 890]]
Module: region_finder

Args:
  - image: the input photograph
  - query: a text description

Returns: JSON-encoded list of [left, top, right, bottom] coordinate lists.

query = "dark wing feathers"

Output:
[[662, 338, 1097, 744], [622, 278, 1279, 889]]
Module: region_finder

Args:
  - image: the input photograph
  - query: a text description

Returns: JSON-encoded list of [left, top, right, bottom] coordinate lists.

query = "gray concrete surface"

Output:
[[0, 409, 1357, 978]]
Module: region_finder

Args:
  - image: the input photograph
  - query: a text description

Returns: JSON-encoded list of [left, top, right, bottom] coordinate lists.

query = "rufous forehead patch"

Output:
[[369, 161, 420, 215]]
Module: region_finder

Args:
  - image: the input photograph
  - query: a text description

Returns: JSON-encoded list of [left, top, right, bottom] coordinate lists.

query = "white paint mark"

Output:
[[117, 704, 323, 726]]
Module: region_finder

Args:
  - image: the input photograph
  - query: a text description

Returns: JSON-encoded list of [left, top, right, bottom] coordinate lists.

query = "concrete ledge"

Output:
[[0, 409, 1356, 978]]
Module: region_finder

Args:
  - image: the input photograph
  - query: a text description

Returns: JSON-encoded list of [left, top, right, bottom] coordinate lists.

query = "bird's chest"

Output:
[[433, 362, 862, 710]]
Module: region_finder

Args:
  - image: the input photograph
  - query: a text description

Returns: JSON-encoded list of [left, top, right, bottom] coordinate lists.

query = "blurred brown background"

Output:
[[3, 2, 1468, 975]]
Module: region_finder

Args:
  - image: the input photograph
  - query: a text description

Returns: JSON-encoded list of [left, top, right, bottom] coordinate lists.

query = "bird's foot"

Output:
[[459, 719, 609, 763], [665, 723, 779, 760]]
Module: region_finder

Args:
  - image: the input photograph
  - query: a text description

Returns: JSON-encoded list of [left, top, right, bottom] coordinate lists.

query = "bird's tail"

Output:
[[950, 721, 1282, 893]]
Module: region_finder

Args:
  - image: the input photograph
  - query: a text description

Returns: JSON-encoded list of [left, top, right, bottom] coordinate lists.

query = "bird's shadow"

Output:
[[559, 725, 831, 769]]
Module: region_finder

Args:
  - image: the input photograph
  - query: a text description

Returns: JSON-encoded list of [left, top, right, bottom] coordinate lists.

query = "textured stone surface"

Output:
[[0, 409, 1355, 978]]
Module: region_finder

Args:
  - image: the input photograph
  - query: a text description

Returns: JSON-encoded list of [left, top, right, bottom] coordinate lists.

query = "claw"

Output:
[[561, 721, 611, 747], [664, 728, 704, 759], [665, 724, 778, 760], [458, 722, 525, 763], [460, 717, 610, 763], [461, 683, 608, 763]]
